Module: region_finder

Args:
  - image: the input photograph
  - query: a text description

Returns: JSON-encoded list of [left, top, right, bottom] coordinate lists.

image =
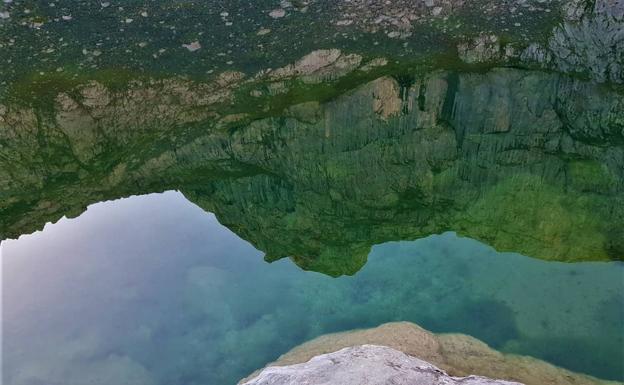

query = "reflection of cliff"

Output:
[[1, 68, 623, 275], [184, 70, 624, 275]]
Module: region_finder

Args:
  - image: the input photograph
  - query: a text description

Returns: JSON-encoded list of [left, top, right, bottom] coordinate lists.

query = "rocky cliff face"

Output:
[[241, 345, 523, 385], [1, 65, 623, 274]]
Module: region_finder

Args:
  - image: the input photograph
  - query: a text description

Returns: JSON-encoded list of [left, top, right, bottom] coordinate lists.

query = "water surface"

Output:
[[3, 191, 622, 385], [2, 0, 624, 384]]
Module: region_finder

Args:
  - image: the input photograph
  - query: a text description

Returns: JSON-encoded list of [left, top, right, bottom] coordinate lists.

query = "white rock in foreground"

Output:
[[241, 345, 523, 385]]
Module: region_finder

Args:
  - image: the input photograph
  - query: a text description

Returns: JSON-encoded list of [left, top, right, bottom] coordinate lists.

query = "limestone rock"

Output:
[[269, 8, 286, 18], [268, 49, 362, 83], [182, 41, 201, 52], [242, 322, 617, 385], [241, 345, 523, 385], [562, 0, 593, 21], [80, 81, 111, 109], [457, 35, 504, 64], [360, 57, 388, 72]]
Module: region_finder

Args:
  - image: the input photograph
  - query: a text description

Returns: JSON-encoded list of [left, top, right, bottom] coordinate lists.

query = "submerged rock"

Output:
[[269, 8, 286, 18], [267, 49, 362, 83], [457, 35, 510, 64], [182, 41, 201, 52], [241, 322, 617, 385], [360, 57, 388, 71], [241, 345, 522, 385]]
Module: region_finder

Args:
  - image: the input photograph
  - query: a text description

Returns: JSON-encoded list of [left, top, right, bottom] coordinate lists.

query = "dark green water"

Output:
[[3, 191, 623, 385]]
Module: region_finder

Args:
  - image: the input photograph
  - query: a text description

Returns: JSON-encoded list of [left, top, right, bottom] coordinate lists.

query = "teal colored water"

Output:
[[3, 191, 623, 385]]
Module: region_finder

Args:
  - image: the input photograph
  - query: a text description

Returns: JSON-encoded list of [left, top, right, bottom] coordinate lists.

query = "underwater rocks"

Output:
[[0, 0, 621, 94], [457, 35, 516, 64], [262, 49, 363, 84], [334, 0, 461, 35], [242, 322, 616, 385], [330, 0, 623, 85], [241, 345, 522, 385]]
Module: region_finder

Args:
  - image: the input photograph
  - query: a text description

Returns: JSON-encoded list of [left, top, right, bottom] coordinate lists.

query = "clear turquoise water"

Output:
[[3, 191, 623, 385]]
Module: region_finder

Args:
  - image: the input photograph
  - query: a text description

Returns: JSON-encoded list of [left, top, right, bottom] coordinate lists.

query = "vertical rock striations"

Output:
[[1, 67, 623, 274]]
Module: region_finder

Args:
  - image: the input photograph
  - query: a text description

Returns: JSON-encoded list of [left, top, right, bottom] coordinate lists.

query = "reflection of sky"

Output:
[[2, 191, 623, 385], [3, 190, 262, 345], [3, 191, 267, 385]]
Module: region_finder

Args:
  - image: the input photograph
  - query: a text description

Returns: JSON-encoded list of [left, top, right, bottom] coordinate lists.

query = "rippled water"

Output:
[[3, 191, 622, 385]]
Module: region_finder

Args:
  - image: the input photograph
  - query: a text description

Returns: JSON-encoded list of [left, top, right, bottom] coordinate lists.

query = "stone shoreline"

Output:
[[240, 322, 620, 385], [241, 345, 524, 385]]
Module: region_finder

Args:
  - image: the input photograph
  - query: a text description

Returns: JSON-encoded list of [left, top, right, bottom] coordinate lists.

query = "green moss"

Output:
[[457, 174, 620, 262], [568, 160, 616, 192]]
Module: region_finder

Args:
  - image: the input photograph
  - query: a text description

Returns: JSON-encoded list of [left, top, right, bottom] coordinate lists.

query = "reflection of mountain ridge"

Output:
[[2, 68, 623, 275], [183, 70, 624, 275]]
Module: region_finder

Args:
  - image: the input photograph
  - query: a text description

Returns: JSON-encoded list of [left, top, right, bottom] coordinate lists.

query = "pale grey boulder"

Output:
[[240, 345, 524, 385]]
